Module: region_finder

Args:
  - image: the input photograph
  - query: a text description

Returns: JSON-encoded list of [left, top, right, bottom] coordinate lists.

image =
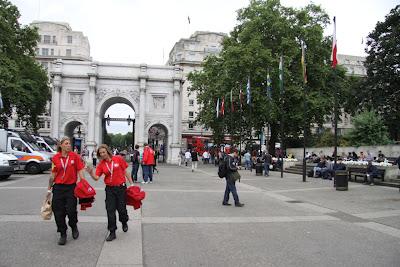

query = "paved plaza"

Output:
[[0, 163, 399, 267]]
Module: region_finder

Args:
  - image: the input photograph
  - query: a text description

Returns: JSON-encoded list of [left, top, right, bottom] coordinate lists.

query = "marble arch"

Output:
[[50, 59, 183, 163]]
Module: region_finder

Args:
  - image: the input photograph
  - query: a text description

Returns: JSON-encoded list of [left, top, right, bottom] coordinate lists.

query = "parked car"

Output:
[[0, 152, 19, 180]]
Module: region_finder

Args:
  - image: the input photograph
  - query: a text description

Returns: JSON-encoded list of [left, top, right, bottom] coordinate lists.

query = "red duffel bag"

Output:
[[126, 186, 146, 210], [74, 178, 96, 210]]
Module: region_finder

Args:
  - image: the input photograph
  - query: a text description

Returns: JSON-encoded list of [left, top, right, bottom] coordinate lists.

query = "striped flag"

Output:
[[220, 97, 225, 116], [279, 56, 284, 93], [0, 91, 3, 110], [267, 71, 272, 100], [216, 98, 219, 118], [301, 40, 307, 84], [246, 76, 251, 105], [230, 89, 234, 112], [331, 16, 338, 68]]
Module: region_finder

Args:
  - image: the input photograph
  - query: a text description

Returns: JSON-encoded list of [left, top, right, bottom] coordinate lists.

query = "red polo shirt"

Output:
[[96, 155, 128, 186], [52, 151, 84, 185]]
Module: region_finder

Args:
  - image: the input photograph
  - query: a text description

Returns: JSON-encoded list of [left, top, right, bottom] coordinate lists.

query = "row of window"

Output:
[[15, 120, 50, 129], [36, 48, 72, 57], [39, 35, 72, 44]]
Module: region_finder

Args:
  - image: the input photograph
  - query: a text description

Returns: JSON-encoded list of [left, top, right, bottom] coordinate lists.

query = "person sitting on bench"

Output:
[[313, 157, 327, 178], [363, 160, 378, 186], [323, 158, 346, 180]]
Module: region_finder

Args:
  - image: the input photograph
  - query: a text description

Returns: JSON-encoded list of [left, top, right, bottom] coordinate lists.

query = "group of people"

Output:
[[45, 138, 157, 246]]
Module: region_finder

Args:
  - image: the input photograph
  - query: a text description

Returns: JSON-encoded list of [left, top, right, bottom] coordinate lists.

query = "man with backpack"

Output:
[[131, 145, 140, 183], [220, 148, 244, 207]]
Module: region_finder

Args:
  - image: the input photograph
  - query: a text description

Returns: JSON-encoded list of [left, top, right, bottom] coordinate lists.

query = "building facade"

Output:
[[7, 21, 91, 136]]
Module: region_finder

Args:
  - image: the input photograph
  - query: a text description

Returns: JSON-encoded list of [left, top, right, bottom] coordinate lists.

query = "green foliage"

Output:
[[105, 132, 133, 148], [362, 5, 400, 140], [0, 0, 49, 132], [188, 0, 350, 154], [345, 110, 391, 146]]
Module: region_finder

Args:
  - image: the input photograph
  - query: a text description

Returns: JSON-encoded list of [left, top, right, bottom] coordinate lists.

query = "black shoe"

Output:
[[72, 226, 79, 239], [235, 203, 245, 207], [222, 202, 231, 206], [122, 223, 128, 232], [106, 231, 116, 242], [58, 233, 67, 245]]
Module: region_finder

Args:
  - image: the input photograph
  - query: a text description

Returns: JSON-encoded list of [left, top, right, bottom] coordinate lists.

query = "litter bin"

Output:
[[255, 163, 263, 176], [334, 170, 348, 191]]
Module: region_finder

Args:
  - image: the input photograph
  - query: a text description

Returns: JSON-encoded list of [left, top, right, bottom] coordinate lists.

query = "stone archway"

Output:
[[63, 120, 86, 153]]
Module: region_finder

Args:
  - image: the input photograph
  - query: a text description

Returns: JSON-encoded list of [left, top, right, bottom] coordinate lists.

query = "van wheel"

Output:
[[26, 163, 41, 174], [0, 175, 11, 180]]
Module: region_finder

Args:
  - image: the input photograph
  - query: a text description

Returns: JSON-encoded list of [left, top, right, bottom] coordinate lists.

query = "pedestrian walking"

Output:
[[131, 145, 140, 182], [262, 151, 272, 176], [184, 150, 191, 166], [153, 149, 159, 174], [91, 148, 97, 167], [86, 144, 133, 242], [46, 137, 85, 245], [142, 143, 155, 184], [191, 150, 199, 172], [222, 148, 244, 207]]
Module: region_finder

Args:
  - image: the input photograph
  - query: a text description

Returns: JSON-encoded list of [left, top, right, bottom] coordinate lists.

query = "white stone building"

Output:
[[7, 21, 90, 136], [167, 31, 226, 147]]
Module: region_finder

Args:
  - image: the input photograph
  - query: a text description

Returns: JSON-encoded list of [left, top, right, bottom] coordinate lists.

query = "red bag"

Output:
[[74, 179, 96, 210], [126, 186, 146, 210]]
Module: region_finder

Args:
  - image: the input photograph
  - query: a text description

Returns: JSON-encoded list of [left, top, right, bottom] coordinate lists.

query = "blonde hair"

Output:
[[97, 144, 113, 158], [57, 137, 71, 153]]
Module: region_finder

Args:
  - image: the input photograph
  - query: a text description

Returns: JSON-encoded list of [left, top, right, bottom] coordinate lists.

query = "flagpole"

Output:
[[279, 56, 284, 178], [302, 84, 307, 182], [331, 16, 338, 179]]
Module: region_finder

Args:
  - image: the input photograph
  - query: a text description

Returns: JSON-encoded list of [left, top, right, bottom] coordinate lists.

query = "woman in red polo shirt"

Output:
[[46, 137, 85, 245], [86, 144, 133, 242]]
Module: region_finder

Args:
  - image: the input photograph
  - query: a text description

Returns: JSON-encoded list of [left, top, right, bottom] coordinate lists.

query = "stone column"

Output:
[[51, 83, 61, 138], [137, 64, 147, 147], [86, 63, 97, 158], [169, 65, 183, 164]]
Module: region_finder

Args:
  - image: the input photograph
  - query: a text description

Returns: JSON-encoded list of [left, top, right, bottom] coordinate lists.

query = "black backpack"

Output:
[[218, 158, 228, 178], [131, 150, 140, 163]]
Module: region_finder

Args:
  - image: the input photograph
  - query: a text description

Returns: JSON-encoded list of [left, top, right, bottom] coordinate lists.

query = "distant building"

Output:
[[167, 31, 226, 147], [8, 21, 91, 136]]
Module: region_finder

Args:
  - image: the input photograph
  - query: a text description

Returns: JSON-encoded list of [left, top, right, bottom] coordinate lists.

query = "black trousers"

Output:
[[105, 185, 129, 232], [52, 184, 78, 234]]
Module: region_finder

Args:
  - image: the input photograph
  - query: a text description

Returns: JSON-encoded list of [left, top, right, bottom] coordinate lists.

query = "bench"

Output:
[[348, 166, 385, 182]]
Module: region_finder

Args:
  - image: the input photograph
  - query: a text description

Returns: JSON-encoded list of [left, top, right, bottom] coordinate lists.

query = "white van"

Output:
[[0, 129, 52, 174], [0, 152, 19, 180]]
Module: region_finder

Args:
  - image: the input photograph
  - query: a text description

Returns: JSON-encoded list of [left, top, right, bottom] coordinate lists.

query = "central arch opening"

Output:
[[99, 97, 135, 152]]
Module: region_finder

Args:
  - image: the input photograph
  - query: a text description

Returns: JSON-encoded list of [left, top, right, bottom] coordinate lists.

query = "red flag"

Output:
[[331, 16, 338, 68], [220, 97, 225, 116]]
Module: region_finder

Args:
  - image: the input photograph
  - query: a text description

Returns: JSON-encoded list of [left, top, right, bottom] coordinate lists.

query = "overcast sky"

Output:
[[9, 0, 398, 133]]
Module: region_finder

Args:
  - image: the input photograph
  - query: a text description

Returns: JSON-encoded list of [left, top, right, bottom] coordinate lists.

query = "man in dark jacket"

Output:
[[262, 151, 272, 176], [364, 160, 378, 185], [222, 148, 244, 207]]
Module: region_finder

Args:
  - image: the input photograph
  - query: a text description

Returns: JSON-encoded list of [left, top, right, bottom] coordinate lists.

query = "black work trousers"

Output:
[[52, 184, 78, 234], [105, 185, 129, 232]]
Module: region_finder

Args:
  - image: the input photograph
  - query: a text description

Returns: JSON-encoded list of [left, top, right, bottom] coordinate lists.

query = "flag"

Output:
[[216, 98, 219, 118], [0, 91, 3, 110], [246, 76, 251, 105], [220, 97, 225, 116], [279, 56, 284, 93], [187, 16, 191, 24], [267, 71, 272, 100], [301, 40, 307, 84], [230, 89, 234, 112], [331, 16, 338, 68], [239, 85, 243, 108]]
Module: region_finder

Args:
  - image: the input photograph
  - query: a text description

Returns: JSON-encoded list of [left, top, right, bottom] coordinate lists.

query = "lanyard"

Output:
[[60, 156, 69, 179], [105, 160, 114, 182]]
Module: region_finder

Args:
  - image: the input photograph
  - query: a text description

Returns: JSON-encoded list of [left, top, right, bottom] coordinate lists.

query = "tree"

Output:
[[363, 5, 400, 140], [188, 0, 349, 155], [345, 110, 391, 146], [0, 0, 49, 132]]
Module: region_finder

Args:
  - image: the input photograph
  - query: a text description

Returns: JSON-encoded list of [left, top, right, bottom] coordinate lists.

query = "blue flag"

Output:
[[246, 76, 251, 105], [0, 91, 3, 110]]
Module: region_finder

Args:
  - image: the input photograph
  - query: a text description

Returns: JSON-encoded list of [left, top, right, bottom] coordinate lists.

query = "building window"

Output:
[[189, 99, 194, 106], [35, 48, 39, 55], [38, 121, 45, 129], [67, 35, 72, 44], [52, 36, 57, 44], [50, 49, 54, 56], [42, 48, 49, 56], [188, 122, 194, 130], [47, 121, 51, 128], [66, 49, 72, 56], [15, 120, 21, 128], [43, 35, 51, 44]]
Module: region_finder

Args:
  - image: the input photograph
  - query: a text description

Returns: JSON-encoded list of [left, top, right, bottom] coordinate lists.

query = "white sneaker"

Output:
[[145, 181, 149, 184], [141, 181, 146, 184], [149, 181, 153, 184]]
